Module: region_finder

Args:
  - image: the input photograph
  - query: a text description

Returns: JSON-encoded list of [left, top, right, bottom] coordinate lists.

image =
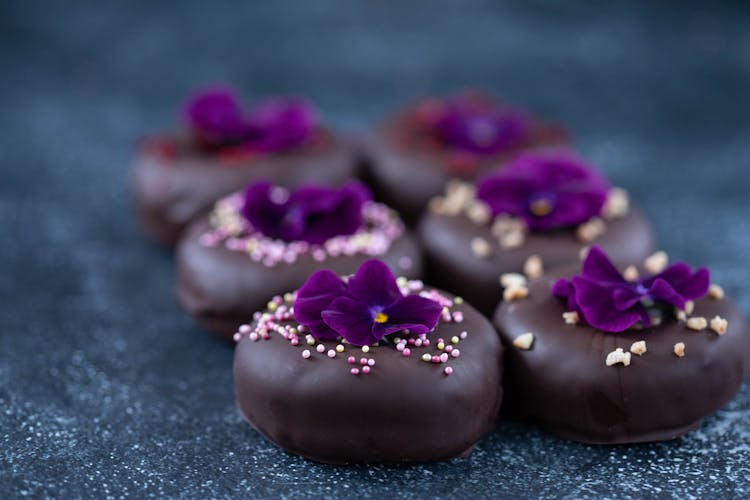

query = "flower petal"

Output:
[[293, 270, 347, 339], [573, 276, 643, 332], [647, 278, 685, 310], [645, 263, 710, 301], [241, 181, 291, 239], [581, 246, 626, 283], [321, 297, 378, 346], [372, 295, 443, 338], [345, 259, 403, 308]]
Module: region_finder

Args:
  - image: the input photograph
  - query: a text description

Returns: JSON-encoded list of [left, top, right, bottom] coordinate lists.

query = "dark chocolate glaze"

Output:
[[418, 208, 656, 316], [234, 289, 503, 464], [132, 136, 360, 248], [360, 123, 567, 225], [177, 218, 424, 341], [493, 264, 750, 444]]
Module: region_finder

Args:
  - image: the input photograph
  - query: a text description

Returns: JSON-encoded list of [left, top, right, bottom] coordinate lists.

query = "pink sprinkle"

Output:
[[249, 332, 259, 342], [398, 256, 412, 270], [347, 356, 356, 364], [415, 338, 422, 347], [445, 345, 453, 353], [350, 368, 360, 375], [408, 338, 415, 345], [396, 343, 405, 352], [262, 332, 270, 340], [460, 330, 468, 339], [360, 358, 368, 366], [431, 355, 440, 363], [290, 338, 299, 346], [327, 349, 336, 358], [438, 338, 444, 344], [451, 349, 460, 358], [362, 366, 371, 374], [423, 339, 430, 346], [402, 348, 411, 357], [367, 358, 375, 366], [453, 312, 464, 323], [233, 333, 241, 342], [302, 350, 311, 359], [316, 344, 325, 353], [440, 353, 449, 363], [444, 366, 453, 375], [239, 324, 251, 334]]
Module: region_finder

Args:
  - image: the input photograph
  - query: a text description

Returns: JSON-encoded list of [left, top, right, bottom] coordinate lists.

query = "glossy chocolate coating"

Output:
[[234, 290, 503, 463], [493, 265, 750, 444], [177, 218, 423, 341], [132, 136, 359, 247], [418, 208, 656, 315], [361, 123, 566, 225]]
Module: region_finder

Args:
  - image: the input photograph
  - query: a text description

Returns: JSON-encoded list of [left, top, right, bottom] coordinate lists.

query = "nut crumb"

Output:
[[674, 342, 686, 357], [708, 284, 725, 300], [504, 285, 529, 302], [470, 237, 492, 258], [466, 201, 491, 224], [687, 316, 708, 331], [684, 301, 695, 315], [524, 255, 544, 279], [579, 246, 590, 260], [602, 187, 630, 219], [623, 265, 639, 282], [710, 316, 728, 335], [576, 217, 606, 243], [512, 332, 535, 350], [562, 311, 580, 325], [644, 251, 668, 274], [500, 273, 527, 288], [675, 309, 687, 322], [630, 340, 647, 355], [605, 348, 631, 367]]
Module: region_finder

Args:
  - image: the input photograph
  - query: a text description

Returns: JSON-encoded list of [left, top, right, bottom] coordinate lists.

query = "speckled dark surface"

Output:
[[2, 1, 750, 498]]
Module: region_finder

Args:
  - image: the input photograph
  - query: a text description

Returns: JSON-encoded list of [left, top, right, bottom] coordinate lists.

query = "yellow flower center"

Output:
[[374, 312, 389, 324], [530, 198, 553, 217]]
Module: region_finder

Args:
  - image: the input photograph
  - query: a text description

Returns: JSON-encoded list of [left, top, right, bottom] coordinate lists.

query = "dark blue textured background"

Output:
[[1, 1, 749, 497]]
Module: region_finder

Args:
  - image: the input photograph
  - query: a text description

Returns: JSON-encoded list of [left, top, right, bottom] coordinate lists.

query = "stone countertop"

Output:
[[1, 0, 749, 497]]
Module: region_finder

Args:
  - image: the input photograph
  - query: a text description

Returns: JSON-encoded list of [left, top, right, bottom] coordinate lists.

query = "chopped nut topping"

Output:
[[524, 255, 544, 279], [675, 309, 687, 322], [431, 180, 475, 215], [576, 217, 606, 243], [466, 201, 491, 225], [512, 332, 535, 350], [579, 246, 590, 260], [504, 285, 529, 302], [710, 316, 728, 335], [623, 265, 640, 282], [674, 342, 686, 357], [500, 273, 527, 288], [684, 301, 695, 315], [630, 340, 647, 356], [687, 316, 708, 331], [605, 348, 631, 366], [562, 311, 580, 325], [602, 187, 630, 219], [470, 237, 492, 258], [499, 230, 525, 249], [708, 284, 725, 300], [644, 251, 669, 274]]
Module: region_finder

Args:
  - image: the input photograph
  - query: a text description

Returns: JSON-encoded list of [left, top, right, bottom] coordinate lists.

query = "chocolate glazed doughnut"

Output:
[[494, 261, 750, 445], [418, 207, 656, 316], [133, 135, 359, 248], [234, 283, 503, 464]]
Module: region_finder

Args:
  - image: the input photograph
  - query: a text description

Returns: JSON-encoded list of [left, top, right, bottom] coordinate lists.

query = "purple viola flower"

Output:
[[183, 87, 250, 148], [552, 246, 710, 333], [477, 151, 611, 231], [241, 181, 371, 244], [432, 97, 531, 155], [294, 260, 442, 345], [245, 98, 318, 153]]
